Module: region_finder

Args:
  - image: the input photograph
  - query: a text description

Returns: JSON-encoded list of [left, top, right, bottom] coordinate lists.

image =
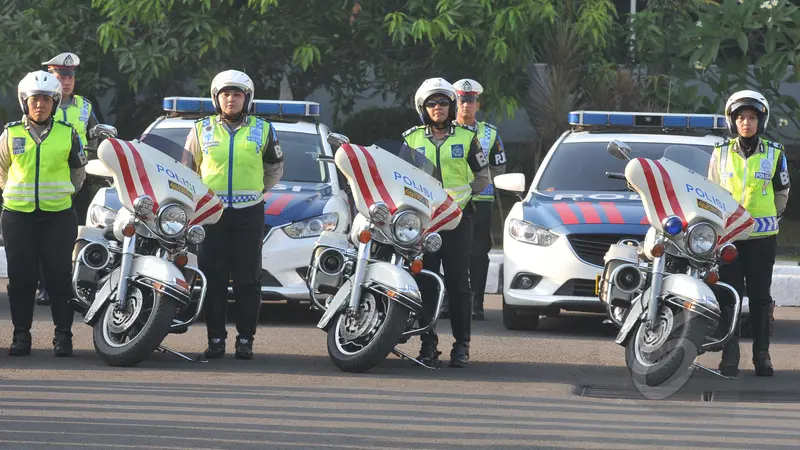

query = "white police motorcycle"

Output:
[[306, 135, 461, 372], [71, 128, 221, 366]]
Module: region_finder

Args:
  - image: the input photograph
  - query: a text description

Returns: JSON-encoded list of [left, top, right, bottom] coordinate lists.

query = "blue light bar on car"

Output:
[[162, 96, 321, 117], [568, 111, 726, 130]]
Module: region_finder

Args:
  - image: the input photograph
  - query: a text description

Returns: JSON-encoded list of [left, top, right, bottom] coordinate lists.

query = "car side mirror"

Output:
[[494, 173, 526, 201], [327, 132, 350, 150]]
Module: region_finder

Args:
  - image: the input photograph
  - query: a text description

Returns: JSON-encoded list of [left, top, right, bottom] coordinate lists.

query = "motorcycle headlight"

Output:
[[284, 213, 339, 239], [88, 204, 117, 228], [509, 218, 558, 246], [685, 222, 717, 256], [186, 225, 206, 245], [157, 204, 188, 237], [391, 211, 422, 244]]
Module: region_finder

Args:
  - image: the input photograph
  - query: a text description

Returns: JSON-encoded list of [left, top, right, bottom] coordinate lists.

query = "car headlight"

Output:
[[685, 222, 717, 256], [509, 218, 558, 246], [157, 204, 188, 237], [391, 211, 423, 244], [88, 204, 118, 228], [284, 212, 339, 239]]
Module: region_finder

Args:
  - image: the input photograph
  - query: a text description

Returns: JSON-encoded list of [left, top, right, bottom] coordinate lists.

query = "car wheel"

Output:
[[502, 296, 540, 331]]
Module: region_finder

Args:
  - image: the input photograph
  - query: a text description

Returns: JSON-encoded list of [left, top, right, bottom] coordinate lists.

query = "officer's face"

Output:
[[735, 109, 759, 138], [425, 95, 450, 124], [457, 96, 478, 122], [26, 95, 54, 122], [54, 73, 74, 96], [219, 89, 246, 116]]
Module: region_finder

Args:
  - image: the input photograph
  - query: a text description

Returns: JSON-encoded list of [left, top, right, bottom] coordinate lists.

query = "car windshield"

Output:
[[140, 126, 329, 183], [536, 141, 715, 192]]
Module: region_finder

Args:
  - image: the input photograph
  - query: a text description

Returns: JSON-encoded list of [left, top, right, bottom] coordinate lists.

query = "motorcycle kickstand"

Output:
[[692, 361, 737, 380], [157, 344, 208, 364], [392, 347, 438, 370]]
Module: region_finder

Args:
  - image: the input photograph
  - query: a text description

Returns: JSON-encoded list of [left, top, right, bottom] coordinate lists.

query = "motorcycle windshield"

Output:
[[96, 137, 223, 227], [663, 145, 712, 175], [333, 142, 461, 233]]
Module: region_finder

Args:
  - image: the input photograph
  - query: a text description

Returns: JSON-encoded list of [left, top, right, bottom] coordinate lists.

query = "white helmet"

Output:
[[414, 77, 457, 125], [453, 78, 484, 101], [725, 89, 769, 135], [210, 70, 255, 116], [18, 70, 62, 118]]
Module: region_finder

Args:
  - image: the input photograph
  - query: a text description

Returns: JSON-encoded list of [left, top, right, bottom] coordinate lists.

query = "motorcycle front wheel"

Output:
[[93, 285, 178, 367], [625, 304, 709, 387], [326, 291, 410, 373]]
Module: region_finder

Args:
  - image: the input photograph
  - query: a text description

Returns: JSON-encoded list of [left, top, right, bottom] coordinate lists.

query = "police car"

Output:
[[86, 96, 352, 305], [494, 110, 732, 330]]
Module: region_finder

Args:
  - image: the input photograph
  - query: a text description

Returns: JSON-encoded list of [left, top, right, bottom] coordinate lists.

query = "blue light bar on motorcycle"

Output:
[[162, 96, 321, 117], [662, 215, 684, 236], [568, 111, 726, 130]]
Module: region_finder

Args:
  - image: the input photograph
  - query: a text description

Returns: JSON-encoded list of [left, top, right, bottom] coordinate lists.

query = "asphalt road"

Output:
[[2, 282, 800, 449]]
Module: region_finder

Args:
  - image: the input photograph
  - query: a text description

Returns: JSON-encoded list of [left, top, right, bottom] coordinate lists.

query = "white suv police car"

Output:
[[495, 110, 731, 330], [86, 96, 352, 305]]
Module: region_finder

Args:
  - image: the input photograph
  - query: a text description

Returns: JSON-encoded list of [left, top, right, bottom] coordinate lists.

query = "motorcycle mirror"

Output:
[[608, 140, 632, 160], [327, 132, 350, 150], [91, 124, 118, 140], [312, 153, 336, 164]]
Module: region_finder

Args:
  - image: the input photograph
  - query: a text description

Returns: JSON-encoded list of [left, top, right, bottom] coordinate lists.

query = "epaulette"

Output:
[[483, 122, 497, 130], [55, 119, 74, 128], [456, 122, 476, 132], [402, 126, 423, 138], [3, 121, 22, 129], [714, 138, 730, 148], [766, 140, 784, 150]]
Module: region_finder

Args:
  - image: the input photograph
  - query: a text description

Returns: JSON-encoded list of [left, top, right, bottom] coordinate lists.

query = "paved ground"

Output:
[[2, 282, 800, 448]]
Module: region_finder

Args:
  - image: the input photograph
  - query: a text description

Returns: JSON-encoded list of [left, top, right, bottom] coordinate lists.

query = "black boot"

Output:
[[752, 304, 774, 376], [450, 341, 470, 368], [204, 338, 226, 359], [717, 306, 739, 377], [9, 331, 32, 356], [53, 331, 73, 357], [472, 294, 485, 321], [36, 289, 51, 306], [417, 338, 441, 367], [235, 336, 253, 360]]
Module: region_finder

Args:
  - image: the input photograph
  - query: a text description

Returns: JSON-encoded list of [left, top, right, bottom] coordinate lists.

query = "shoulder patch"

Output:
[[4, 121, 22, 129], [402, 126, 421, 138]]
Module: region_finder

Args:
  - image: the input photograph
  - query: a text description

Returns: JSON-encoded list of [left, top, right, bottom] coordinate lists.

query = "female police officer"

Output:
[[0, 70, 87, 356]]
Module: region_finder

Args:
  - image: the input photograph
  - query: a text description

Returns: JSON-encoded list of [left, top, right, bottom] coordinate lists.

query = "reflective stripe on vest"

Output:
[[473, 121, 497, 202], [403, 127, 476, 209], [716, 138, 780, 237], [195, 115, 268, 209], [4, 122, 75, 212], [62, 95, 91, 147]]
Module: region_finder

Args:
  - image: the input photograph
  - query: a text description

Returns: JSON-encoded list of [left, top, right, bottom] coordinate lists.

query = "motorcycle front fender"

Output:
[[317, 279, 352, 331], [615, 292, 645, 346], [84, 267, 121, 325]]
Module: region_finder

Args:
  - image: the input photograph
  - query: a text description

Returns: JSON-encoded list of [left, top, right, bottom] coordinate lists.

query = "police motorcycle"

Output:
[[599, 140, 754, 387], [71, 128, 222, 367], [306, 135, 460, 373]]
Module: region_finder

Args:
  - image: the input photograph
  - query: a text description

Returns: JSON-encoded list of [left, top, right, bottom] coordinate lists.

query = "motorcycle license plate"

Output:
[[595, 275, 601, 297]]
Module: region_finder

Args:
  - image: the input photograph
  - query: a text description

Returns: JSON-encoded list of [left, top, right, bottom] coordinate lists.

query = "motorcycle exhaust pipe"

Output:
[[317, 248, 345, 276], [610, 263, 644, 294], [80, 242, 112, 271]]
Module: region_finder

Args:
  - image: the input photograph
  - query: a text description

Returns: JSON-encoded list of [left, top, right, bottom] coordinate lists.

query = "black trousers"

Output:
[[418, 206, 473, 347], [1, 208, 78, 336], [200, 202, 264, 341], [470, 201, 493, 313], [718, 235, 777, 351]]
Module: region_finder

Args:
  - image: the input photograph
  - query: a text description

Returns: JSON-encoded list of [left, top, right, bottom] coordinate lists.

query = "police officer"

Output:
[[709, 90, 790, 377], [453, 78, 506, 321], [36, 52, 100, 307], [184, 70, 284, 360], [0, 70, 87, 356], [402, 77, 490, 367]]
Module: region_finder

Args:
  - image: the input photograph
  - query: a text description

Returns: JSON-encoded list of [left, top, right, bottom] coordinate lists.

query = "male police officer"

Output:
[[184, 70, 284, 360], [453, 78, 506, 321], [709, 90, 790, 377], [402, 77, 489, 367], [0, 70, 87, 356], [35, 52, 100, 307]]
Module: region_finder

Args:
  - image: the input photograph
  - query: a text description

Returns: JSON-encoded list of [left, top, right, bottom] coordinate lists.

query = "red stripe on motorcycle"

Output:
[[264, 193, 292, 215], [341, 144, 376, 207], [552, 203, 579, 225], [427, 208, 461, 234], [358, 145, 398, 213], [108, 139, 140, 205], [195, 190, 215, 212], [637, 158, 667, 223], [191, 202, 222, 226], [124, 141, 159, 213], [426, 196, 457, 233], [726, 205, 745, 228], [719, 217, 754, 246], [597, 202, 624, 224], [653, 160, 685, 224], [575, 202, 602, 224]]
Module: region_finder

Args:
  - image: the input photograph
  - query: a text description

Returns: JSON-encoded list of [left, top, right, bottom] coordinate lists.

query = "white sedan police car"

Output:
[[86, 97, 352, 305], [495, 110, 730, 330]]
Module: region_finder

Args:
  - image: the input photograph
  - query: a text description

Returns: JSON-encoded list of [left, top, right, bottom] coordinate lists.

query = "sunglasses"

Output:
[[425, 98, 451, 108]]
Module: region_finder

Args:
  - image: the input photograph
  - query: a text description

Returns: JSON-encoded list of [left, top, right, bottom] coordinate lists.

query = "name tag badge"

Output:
[[754, 172, 771, 180], [11, 137, 25, 155], [451, 144, 464, 158]]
